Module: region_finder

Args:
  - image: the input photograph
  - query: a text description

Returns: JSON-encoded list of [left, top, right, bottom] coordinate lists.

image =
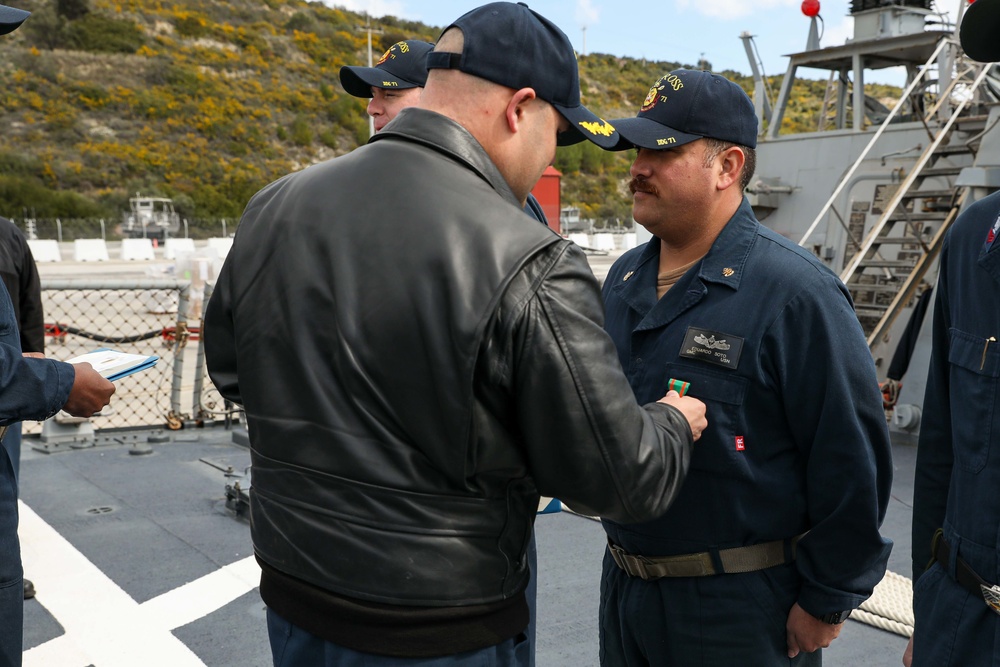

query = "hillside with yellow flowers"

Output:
[[0, 0, 900, 235]]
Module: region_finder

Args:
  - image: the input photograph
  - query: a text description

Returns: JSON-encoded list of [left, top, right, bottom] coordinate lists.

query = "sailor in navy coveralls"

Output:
[[599, 69, 893, 665], [906, 2, 1000, 665]]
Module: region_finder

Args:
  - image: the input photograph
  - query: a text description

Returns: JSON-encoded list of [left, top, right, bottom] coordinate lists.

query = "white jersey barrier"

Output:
[[206, 237, 233, 260], [120, 238, 156, 261], [164, 237, 196, 260], [27, 239, 61, 262], [73, 239, 109, 262], [591, 233, 616, 251]]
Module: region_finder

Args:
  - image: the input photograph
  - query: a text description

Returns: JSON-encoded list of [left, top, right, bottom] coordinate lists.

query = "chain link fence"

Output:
[[7, 217, 237, 242], [25, 280, 210, 435]]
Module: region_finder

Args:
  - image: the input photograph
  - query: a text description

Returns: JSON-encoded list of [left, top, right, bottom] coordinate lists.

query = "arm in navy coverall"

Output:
[[0, 263, 115, 424], [766, 273, 893, 655], [0, 344, 114, 423]]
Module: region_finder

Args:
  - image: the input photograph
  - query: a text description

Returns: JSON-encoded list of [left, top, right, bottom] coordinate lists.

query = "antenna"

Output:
[[356, 11, 385, 138], [581, 26, 587, 56]]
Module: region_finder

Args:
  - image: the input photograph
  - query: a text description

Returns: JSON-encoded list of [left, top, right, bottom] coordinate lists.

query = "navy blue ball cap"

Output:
[[425, 2, 618, 149], [0, 4, 30, 35], [339, 40, 435, 98], [610, 70, 758, 152], [961, 0, 1000, 63]]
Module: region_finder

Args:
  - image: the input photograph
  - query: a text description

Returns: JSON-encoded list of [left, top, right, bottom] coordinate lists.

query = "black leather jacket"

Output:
[[205, 108, 693, 608]]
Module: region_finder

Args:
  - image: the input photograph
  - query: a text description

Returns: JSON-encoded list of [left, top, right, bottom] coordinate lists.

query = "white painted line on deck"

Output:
[[19, 500, 261, 667]]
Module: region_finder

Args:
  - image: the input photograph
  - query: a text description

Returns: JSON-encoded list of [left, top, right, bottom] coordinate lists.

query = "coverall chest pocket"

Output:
[[947, 328, 998, 473], [664, 363, 749, 477]]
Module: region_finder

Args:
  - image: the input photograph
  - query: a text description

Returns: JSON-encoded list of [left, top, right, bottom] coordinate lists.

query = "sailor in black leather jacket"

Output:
[[204, 4, 702, 662]]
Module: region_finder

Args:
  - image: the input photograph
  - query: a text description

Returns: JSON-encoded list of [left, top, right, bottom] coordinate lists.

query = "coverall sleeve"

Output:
[[767, 272, 893, 616], [910, 244, 953, 582], [0, 352, 75, 424], [494, 241, 693, 524], [0, 281, 74, 424]]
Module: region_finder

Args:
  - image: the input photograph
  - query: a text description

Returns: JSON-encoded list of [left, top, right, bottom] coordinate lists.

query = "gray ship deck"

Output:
[[19, 247, 914, 665], [19, 423, 915, 666]]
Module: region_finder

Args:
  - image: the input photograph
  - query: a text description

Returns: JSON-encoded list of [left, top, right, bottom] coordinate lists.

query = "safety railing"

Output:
[[26, 280, 197, 434]]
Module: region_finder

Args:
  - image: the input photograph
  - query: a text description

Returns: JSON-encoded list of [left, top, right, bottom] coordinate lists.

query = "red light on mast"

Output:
[[802, 0, 821, 17]]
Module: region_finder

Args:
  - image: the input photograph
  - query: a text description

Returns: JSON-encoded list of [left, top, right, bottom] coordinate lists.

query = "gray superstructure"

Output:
[[744, 0, 1000, 435]]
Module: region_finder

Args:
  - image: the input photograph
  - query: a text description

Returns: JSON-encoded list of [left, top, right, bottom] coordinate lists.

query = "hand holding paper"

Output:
[[63, 363, 116, 417], [65, 348, 159, 381]]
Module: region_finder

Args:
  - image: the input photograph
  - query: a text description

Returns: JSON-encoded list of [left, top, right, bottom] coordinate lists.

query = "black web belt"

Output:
[[608, 535, 800, 580], [932, 529, 1000, 616]]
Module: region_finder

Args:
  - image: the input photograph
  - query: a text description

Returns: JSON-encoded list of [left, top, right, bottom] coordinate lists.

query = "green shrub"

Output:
[[65, 13, 145, 54], [0, 175, 105, 218]]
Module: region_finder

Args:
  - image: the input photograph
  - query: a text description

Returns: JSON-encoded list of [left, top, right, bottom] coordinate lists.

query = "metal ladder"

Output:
[[799, 42, 991, 348]]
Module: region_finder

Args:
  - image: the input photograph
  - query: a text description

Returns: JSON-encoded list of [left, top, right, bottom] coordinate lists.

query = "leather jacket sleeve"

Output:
[[484, 239, 693, 524], [204, 262, 240, 407]]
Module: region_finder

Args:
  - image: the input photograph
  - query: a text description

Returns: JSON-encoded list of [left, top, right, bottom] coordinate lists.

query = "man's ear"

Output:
[[505, 87, 538, 133], [717, 146, 746, 191]]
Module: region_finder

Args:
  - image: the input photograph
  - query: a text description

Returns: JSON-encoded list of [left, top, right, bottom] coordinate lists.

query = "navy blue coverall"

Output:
[[911, 190, 1000, 666], [600, 198, 892, 665], [0, 277, 75, 666]]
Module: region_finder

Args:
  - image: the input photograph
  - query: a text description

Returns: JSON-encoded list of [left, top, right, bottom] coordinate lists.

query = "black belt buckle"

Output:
[[933, 530, 1000, 617]]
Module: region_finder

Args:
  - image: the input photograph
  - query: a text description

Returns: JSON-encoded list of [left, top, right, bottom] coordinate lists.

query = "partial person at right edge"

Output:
[[204, 3, 706, 666], [905, 1, 1000, 665]]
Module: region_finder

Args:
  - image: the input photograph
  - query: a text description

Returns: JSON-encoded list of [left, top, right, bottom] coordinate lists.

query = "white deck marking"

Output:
[[19, 500, 260, 667]]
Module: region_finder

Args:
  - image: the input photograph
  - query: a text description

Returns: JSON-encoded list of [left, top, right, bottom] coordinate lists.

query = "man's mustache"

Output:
[[629, 177, 657, 196]]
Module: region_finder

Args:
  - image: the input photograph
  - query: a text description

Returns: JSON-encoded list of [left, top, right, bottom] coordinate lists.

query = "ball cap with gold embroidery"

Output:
[[0, 3, 30, 35], [610, 69, 758, 151], [425, 2, 618, 148], [339, 40, 435, 98], [961, 0, 1000, 63]]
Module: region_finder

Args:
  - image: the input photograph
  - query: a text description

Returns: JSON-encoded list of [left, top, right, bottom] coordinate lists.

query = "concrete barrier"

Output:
[[120, 238, 155, 261], [27, 239, 61, 262], [568, 233, 590, 248], [164, 237, 195, 260], [206, 237, 233, 260], [621, 233, 638, 250], [592, 233, 616, 251], [73, 239, 109, 262]]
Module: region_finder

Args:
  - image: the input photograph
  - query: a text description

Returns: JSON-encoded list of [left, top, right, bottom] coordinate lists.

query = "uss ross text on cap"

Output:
[[610, 69, 758, 151], [424, 1, 618, 149], [960, 0, 1000, 63], [339, 40, 435, 98], [0, 3, 29, 35]]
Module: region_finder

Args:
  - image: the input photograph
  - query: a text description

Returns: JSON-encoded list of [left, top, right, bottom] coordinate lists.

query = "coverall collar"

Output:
[[612, 197, 758, 329]]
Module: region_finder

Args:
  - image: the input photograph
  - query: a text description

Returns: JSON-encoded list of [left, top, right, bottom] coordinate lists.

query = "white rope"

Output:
[[854, 570, 914, 637]]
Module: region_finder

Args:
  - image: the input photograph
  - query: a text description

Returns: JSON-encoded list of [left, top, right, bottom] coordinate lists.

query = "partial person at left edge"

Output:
[[339, 38, 551, 227], [0, 214, 46, 601], [0, 5, 118, 667]]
